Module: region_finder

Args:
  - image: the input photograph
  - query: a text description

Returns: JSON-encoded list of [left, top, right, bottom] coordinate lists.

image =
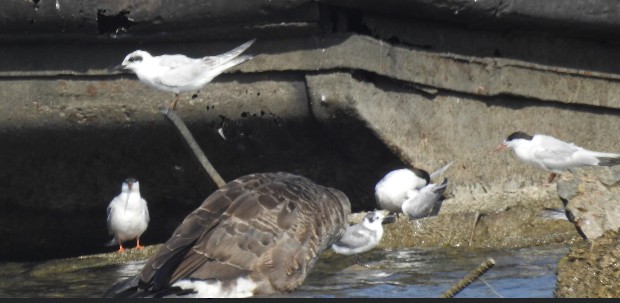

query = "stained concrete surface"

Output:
[[1, 1, 620, 297]]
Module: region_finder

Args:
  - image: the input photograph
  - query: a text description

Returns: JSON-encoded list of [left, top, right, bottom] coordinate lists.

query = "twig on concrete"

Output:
[[440, 257, 496, 298], [160, 108, 226, 188], [468, 211, 480, 247]]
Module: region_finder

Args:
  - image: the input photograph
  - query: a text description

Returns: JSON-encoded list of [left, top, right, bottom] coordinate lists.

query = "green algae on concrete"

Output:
[[379, 208, 582, 250], [29, 245, 161, 278]]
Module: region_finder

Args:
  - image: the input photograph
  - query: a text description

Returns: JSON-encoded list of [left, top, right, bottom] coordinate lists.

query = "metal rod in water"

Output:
[[160, 108, 226, 188], [440, 257, 496, 298]]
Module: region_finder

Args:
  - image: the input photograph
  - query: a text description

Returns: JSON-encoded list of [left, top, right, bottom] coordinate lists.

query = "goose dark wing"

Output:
[[105, 172, 351, 297]]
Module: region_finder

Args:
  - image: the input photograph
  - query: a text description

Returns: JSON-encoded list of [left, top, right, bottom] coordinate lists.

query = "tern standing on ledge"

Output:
[[497, 131, 620, 184], [112, 39, 255, 110], [106, 178, 150, 253]]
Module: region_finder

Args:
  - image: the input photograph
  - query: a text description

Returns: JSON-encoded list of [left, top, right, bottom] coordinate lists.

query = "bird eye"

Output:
[[128, 55, 142, 63]]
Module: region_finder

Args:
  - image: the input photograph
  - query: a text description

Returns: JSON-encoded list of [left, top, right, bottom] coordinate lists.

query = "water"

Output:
[[0, 244, 568, 298]]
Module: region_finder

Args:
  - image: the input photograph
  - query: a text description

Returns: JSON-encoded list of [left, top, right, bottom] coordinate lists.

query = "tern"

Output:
[[497, 131, 620, 184], [375, 162, 452, 215], [331, 210, 386, 263], [106, 178, 150, 253], [113, 39, 255, 110], [401, 178, 448, 220]]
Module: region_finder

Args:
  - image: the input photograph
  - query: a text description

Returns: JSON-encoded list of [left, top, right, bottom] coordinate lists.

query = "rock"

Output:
[[556, 229, 620, 298], [378, 184, 582, 249], [557, 167, 620, 240]]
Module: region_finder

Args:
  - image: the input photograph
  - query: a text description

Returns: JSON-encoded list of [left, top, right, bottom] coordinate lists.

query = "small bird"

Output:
[[497, 131, 620, 184], [103, 172, 351, 298], [113, 39, 255, 110], [401, 178, 448, 220], [106, 178, 150, 253], [375, 162, 452, 215], [331, 210, 386, 263], [375, 168, 429, 214]]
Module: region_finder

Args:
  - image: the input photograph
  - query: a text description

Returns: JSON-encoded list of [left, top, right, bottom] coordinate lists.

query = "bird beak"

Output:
[[494, 143, 508, 152], [107, 64, 126, 72]]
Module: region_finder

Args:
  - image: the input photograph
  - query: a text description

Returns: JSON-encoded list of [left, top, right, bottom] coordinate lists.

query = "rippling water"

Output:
[[0, 244, 568, 298]]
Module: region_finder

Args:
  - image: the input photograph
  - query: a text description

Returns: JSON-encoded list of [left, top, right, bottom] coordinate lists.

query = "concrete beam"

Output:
[[2, 35, 618, 110]]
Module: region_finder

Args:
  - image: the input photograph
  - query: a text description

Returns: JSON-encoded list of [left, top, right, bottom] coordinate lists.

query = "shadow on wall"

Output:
[[0, 113, 405, 261]]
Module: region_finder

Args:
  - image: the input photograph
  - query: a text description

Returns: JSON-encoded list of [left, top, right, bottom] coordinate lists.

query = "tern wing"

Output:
[[106, 196, 121, 234], [334, 225, 372, 249], [201, 39, 256, 67], [402, 179, 447, 219], [142, 198, 150, 225], [429, 161, 453, 180], [152, 62, 207, 89], [157, 54, 196, 68], [531, 135, 583, 168]]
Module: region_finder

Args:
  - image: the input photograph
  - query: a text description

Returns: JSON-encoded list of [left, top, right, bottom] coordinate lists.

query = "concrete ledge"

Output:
[[2, 35, 618, 109], [305, 71, 620, 188]]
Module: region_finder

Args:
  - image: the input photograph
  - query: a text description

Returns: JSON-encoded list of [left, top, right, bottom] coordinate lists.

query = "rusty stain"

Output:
[[86, 84, 97, 97]]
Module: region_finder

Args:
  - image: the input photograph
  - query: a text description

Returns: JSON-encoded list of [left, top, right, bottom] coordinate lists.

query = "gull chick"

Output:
[[401, 178, 448, 220], [497, 131, 620, 184], [331, 210, 386, 262], [106, 178, 150, 253], [114, 39, 255, 110]]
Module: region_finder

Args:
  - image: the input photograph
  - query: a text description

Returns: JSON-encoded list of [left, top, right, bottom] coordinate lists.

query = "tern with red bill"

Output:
[[496, 131, 620, 184]]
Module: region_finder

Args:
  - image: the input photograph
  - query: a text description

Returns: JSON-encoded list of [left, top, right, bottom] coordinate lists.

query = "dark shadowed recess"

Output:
[[0, 113, 404, 262]]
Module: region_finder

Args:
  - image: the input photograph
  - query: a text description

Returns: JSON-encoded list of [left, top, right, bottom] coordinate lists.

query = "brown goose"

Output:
[[104, 172, 351, 298]]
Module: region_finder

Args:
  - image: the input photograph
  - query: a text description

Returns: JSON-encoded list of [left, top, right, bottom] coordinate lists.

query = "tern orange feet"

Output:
[[117, 240, 126, 253], [135, 238, 145, 250]]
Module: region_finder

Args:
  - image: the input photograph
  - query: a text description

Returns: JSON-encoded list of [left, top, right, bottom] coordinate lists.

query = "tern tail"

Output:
[[105, 237, 117, 246], [430, 161, 453, 180], [597, 155, 620, 167], [433, 178, 449, 196], [201, 38, 255, 66]]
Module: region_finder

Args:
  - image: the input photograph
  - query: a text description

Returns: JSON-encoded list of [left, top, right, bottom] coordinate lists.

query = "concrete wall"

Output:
[[1, 0, 619, 261]]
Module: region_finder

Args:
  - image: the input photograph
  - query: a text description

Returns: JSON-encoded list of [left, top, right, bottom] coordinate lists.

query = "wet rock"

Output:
[[29, 245, 161, 278], [557, 166, 620, 240], [372, 184, 583, 249]]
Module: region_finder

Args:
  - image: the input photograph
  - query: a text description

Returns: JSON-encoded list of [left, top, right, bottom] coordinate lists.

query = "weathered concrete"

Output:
[[251, 35, 620, 109], [0, 74, 309, 129], [3, 35, 619, 110], [347, 184, 582, 250], [363, 15, 620, 76], [0, 0, 319, 40], [323, 0, 620, 40], [556, 229, 620, 298], [305, 71, 620, 189], [5, 1, 620, 41], [0, 2, 618, 282]]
